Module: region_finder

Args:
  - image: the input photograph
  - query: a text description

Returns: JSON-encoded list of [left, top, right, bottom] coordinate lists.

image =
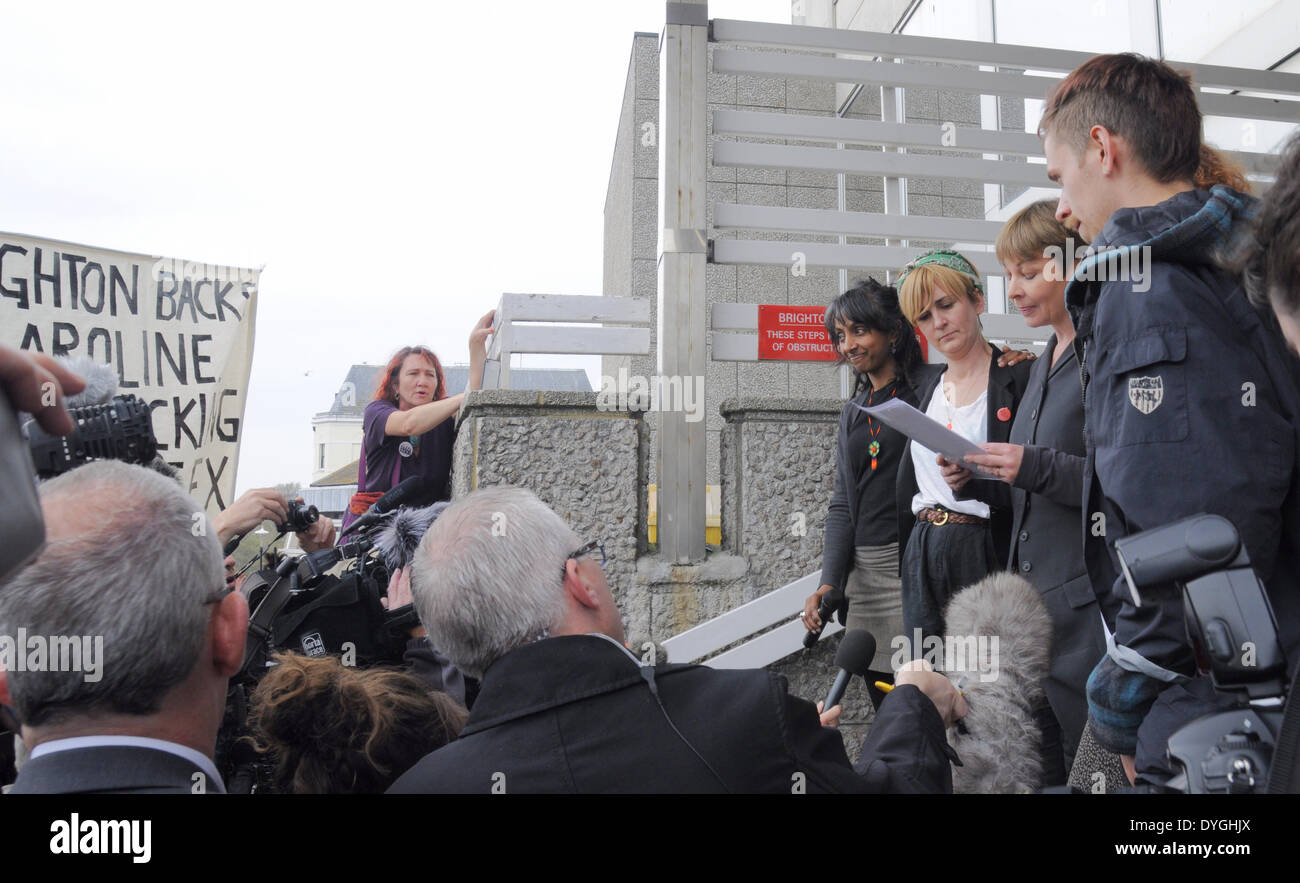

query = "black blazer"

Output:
[[10, 745, 217, 794], [992, 336, 1112, 755], [819, 376, 919, 603], [388, 635, 953, 794], [1006, 336, 1088, 588], [895, 349, 1033, 573]]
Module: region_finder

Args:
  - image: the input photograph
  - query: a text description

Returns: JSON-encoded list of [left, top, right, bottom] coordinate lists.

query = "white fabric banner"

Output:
[[0, 232, 258, 516]]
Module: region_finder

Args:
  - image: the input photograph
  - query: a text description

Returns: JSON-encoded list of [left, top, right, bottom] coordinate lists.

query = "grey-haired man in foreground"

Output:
[[389, 485, 964, 794], [1, 461, 247, 794]]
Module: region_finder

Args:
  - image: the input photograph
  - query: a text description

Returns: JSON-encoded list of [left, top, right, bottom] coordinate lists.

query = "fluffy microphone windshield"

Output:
[[942, 571, 1052, 794], [59, 355, 119, 408], [374, 501, 451, 572]]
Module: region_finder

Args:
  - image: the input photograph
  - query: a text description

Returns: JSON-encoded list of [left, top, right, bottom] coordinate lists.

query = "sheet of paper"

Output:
[[853, 398, 999, 478]]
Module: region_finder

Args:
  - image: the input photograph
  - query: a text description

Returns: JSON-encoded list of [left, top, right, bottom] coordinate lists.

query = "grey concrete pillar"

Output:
[[658, 0, 709, 563]]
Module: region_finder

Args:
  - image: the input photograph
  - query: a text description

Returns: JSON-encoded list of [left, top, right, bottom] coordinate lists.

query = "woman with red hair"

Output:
[[343, 311, 494, 531]]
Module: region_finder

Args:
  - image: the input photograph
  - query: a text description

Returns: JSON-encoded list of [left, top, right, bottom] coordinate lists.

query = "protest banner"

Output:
[[0, 232, 258, 516]]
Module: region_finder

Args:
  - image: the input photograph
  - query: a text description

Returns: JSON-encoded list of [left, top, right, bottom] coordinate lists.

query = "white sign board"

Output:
[[0, 232, 258, 516]]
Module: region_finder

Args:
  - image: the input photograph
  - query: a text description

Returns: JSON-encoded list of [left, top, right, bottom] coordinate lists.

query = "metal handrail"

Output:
[[660, 569, 843, 668], [711, 18, 1300, 96], [482, 292, 651, 390]]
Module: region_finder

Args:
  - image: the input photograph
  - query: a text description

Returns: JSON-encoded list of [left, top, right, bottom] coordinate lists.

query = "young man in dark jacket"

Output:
[[1040, 53, 1300, 786], [388, 486, 965, 794]]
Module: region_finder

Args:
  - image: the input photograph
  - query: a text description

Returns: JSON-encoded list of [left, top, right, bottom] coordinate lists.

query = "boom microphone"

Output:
[[341, 475, 439, 538], [22, 355, 160, 479], [373, 500, 450, 571], [823, 629, 876, 712], [941, 571, 1052, 793], [60, 356, 118, 408]]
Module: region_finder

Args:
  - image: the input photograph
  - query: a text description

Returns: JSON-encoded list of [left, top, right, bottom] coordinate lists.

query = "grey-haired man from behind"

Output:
[[0, 460, 248, 794], [388, 485, 964, 794]]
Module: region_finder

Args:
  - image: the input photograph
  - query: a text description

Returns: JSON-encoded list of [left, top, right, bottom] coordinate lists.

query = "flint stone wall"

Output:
[[452, 390, 651, 639], [720, 395, 878, 760], [451, 391, 879, 761]]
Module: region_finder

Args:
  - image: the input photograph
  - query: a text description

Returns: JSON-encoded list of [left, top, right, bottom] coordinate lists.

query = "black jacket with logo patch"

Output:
[[1066, 186, 1300, 769]]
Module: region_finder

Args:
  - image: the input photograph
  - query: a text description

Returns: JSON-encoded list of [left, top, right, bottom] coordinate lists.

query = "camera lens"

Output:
[[282, 500, 319, 533]]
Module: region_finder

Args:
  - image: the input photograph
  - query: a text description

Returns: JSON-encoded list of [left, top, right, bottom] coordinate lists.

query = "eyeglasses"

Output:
[[563, 539, 606, 581], [202, 581, 235, 606]]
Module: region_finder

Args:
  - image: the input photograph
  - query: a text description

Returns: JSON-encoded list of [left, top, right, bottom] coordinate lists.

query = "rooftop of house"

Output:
[[312, 460, 359, 487]]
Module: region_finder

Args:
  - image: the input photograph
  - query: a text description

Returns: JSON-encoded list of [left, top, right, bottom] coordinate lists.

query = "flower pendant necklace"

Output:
[[866, 382, 897, 470]]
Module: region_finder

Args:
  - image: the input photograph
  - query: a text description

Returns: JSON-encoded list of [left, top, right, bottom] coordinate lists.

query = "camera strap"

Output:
[[1267, 657, 1300, 793], [237, 558, 299, 682]]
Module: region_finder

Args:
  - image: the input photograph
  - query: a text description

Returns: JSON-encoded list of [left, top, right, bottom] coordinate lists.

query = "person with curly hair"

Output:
[[247, 653, 466, 793]]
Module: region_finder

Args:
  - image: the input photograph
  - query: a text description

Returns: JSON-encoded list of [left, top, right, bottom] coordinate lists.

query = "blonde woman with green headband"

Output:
[[894, 249, 1033, 651]]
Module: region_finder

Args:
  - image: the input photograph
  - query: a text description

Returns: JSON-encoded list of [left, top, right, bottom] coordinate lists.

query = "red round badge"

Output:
[[996, 407, 1012, 422]]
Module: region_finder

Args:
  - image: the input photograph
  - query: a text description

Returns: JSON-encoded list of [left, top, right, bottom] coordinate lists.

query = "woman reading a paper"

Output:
[[893, 250, 1032, 647], [942, 203, 1120, 786], [801, 277, 1031, 672]]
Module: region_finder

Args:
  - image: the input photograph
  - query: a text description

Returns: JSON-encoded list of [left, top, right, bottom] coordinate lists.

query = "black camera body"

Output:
[[216, 528, 409, 792], [279, 499, 319, 535], [1114, 515, 1291, 793]]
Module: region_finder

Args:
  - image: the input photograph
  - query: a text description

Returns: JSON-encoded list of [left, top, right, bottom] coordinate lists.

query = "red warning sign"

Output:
[[757, 305, 836, 361]]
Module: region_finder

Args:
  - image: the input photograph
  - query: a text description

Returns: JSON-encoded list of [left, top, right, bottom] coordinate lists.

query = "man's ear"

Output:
[[562, 558, 600, 610], [211, 591, 249, 679], [0, 668, 11, 708], [1090, 124, 1117, 175]]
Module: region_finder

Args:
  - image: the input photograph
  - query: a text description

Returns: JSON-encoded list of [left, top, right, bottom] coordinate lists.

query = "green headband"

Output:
[[895, 248, 985, 295]]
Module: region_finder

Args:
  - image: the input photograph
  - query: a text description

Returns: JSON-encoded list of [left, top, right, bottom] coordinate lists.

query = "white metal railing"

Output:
[[672, 15, 1299, 667], [711, 108, 1278, 176], [710, 18, 1300, 96], [660, 570, 842, 668], [706, 17, 1300, 288], [482, 292, 651, 390]]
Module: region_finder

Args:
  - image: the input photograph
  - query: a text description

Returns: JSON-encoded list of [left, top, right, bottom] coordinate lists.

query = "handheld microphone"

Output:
[[823, 629, 877, 712], [803, 590, 841, 649], [341, 475, 436, 538]]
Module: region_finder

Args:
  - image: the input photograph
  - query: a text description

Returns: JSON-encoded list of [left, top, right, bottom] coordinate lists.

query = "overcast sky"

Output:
[[0, 0, 790, 494]]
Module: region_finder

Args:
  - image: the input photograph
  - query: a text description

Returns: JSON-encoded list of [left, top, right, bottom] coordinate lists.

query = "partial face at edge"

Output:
[[1272, 291, 1300, 357]]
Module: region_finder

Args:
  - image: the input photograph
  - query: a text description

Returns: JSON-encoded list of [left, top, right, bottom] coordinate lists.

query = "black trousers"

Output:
[[900, 520, 999, 652]]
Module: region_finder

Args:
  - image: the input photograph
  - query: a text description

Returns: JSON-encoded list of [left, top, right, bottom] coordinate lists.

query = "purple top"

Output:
[[358, 399, 456, 500]]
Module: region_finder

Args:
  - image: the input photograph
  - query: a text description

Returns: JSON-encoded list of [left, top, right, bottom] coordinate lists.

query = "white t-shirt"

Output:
[[911, 380, 991, 519]]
